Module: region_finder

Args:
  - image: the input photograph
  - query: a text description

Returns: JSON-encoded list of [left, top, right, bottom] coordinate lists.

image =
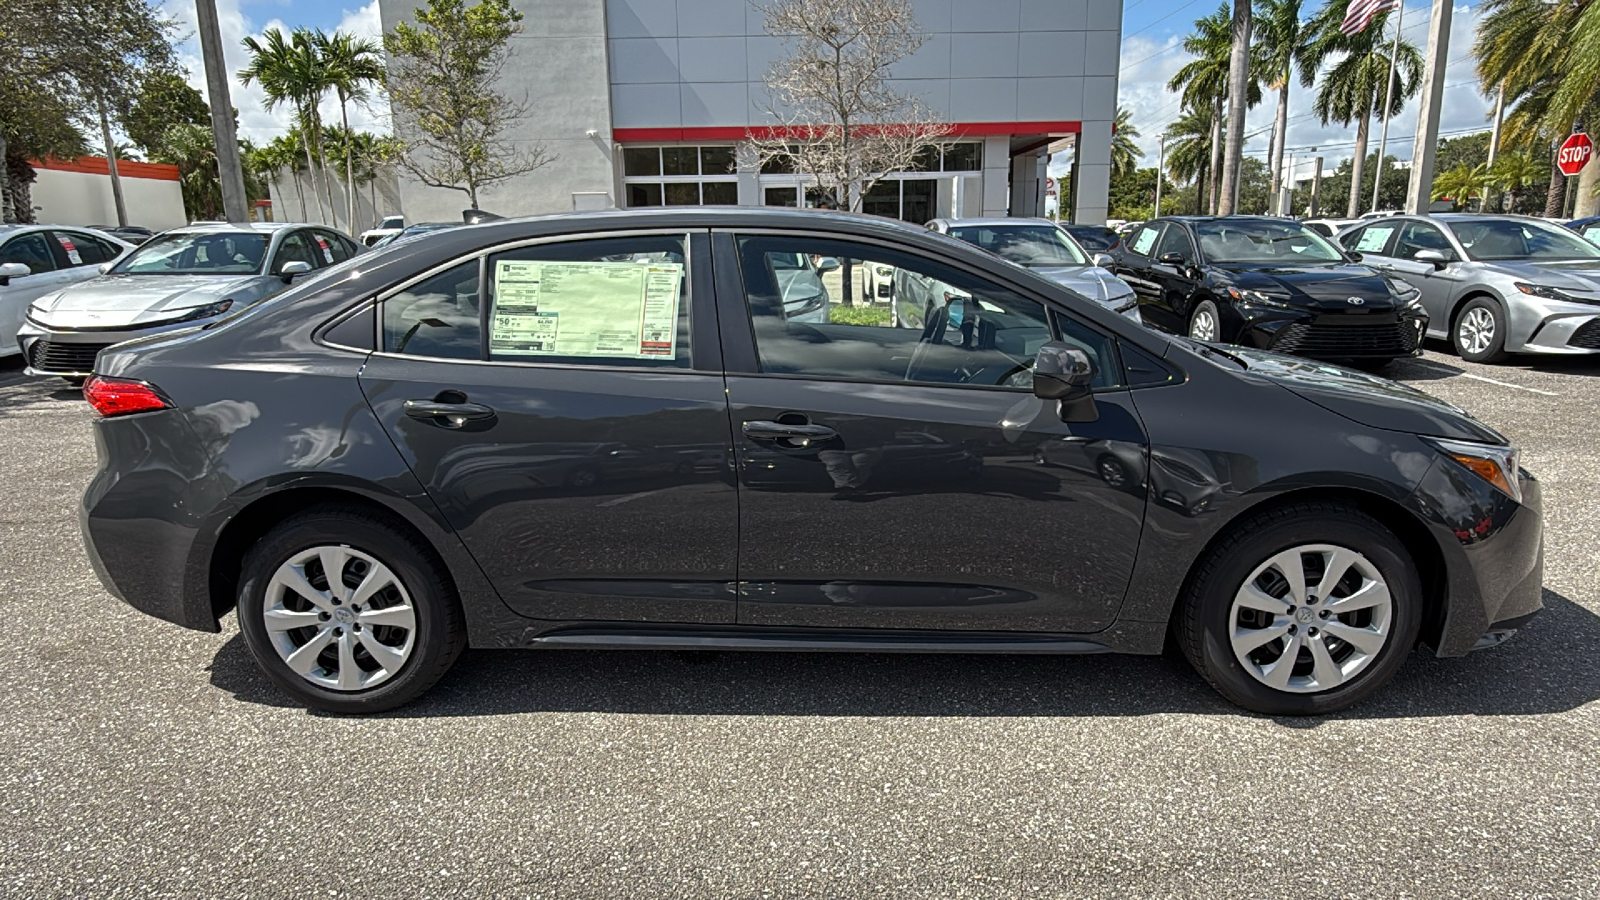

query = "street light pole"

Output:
[[1405, 0, 1453, 214], [196, 0, 250, 223], [1154, 133, 1167, 215]]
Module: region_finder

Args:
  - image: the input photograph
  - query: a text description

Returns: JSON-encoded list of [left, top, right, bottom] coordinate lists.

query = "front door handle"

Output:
[[404, 399, 496, 428], [742, 420, 839, 443]]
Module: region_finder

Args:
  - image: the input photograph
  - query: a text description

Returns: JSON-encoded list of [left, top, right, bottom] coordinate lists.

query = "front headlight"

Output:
[[1385, 277, 1422, 307], [1425, 437, 1522, 503], [177, 299, 234, 322], [1227, 287, 1294, 309], [1514, 282, 1599, 306]]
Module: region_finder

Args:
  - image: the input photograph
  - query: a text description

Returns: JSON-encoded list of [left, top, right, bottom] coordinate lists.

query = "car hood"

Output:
[[1219, 263, 1398, 310], [1474, 259, 1600, 293], [1027, 265, 1133, 307], [1224, 346, 1505, 443], [32, 274, 264, 327]]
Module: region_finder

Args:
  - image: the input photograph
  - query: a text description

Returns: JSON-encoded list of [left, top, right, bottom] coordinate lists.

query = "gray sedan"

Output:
[[20, 222, 361, 379], [1337, 214, 1600, 363], [922, 217, 1142, 324]]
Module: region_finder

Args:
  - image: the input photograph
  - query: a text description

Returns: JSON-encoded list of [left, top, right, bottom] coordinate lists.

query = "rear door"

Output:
[[715, 230, 1148, 634], [359, 231, 740, 625], [1114, 223, 1172, 330]]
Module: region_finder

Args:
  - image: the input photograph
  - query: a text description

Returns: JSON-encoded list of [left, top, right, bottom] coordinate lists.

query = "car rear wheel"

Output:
[[237, 505, 466, 713], [1453, 297, 1509, 363], [1176, 502, 1421, 715], [1188, 300, 1221, 342]]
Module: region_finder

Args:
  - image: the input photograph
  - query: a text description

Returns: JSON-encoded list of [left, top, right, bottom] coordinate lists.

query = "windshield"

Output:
[[947, 224, 1088, 266], [112, 232, 268, 275], [1067, 227, 1117, 251], [1450, 219, 1600, 261], [1195, 219, 1346, 265]]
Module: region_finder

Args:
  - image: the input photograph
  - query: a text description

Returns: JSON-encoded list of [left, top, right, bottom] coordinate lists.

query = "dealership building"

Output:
[[377, 0, 1123, 226]]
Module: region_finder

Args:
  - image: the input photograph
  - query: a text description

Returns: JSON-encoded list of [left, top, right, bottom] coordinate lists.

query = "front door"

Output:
[[360, 231, 740, 625], [1385, 220, 1466, 325], [716, 231, 1149, 634], [0, 232, 78, 354]]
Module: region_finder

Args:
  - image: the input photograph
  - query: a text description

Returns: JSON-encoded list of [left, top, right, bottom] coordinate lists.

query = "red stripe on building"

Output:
[[612, 121, 1083, 143], [32, 156, 182, 182]]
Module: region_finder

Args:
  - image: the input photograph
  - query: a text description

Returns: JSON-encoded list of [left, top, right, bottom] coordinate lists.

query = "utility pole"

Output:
[[196, 0, 250, 223], [1405, 0, 1453, 215], [1309, 156, 1324, 217], [1154, 133, 1167, 215], [1370, 1, 1404, 213], [1486, 84, 1505, 212]]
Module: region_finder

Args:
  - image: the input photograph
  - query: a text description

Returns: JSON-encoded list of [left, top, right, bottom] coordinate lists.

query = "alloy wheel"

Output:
[[263, 545, 418, 692], [1227, 543, 1392, 694], [1190, 309, 1217, 341], [1458, 307, 1496, 356]]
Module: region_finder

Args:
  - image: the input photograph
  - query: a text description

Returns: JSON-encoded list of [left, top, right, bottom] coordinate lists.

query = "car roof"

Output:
[[164, 221, 305, 235], [933, 217, 1059, 228]]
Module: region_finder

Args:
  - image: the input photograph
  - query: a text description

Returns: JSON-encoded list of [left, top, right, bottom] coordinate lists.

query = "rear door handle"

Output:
[[741, 420, 839, 442], [404, 399, 496, 428]]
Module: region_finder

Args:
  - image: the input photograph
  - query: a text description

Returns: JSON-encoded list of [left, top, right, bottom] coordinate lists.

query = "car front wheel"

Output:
[[236, 505, 466, 713], [1176, 502, 1421, 715], [1188, 300, 1222, 342], [1453, 296, 1510, 363]]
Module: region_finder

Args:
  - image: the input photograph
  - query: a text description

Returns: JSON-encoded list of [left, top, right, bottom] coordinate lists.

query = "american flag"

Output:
[[1340, 0, 1401, 35]]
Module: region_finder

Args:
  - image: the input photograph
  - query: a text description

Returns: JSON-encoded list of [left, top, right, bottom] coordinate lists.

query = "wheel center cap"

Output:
[[333, 607, 355, 624], [1295, 607, 1315, 624]]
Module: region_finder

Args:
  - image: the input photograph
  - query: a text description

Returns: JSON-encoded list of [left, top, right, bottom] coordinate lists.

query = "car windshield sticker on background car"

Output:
[[76, 207, 1541, 719]]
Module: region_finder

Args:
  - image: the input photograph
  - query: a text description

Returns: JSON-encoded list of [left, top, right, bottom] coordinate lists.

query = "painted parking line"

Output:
[[1409, 359, 1560, 396]]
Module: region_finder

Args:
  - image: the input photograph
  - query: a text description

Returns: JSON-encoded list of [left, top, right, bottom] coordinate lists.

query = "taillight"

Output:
[[82, 376, 171, 418]]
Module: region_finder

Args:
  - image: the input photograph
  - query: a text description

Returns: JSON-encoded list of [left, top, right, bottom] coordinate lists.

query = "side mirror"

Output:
[[1345, 250, 1364, 262], [815, 256, 842, 273], [279, 260, 313, 282], [0, 262, 29, 285], [1158, 252, 1187, 266], [98, 262, 114, 275], [1033, 340, 1098, 423], [1413, 249, 1449, 268], [1092, 252, 1116, 268]]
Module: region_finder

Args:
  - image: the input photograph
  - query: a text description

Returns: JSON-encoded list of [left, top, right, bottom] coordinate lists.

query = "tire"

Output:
[[236, 505, 466, 713], [1452, 296, 1510, 363], [1175, 502, 1422, 716], [1096, 454, 1130, 489], [1188, 300, 1222, 342]]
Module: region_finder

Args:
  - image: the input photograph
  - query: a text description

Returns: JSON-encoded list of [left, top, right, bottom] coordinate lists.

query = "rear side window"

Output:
[[1126, 224, 1160, 258], [54, 231, 120, 266], [1346, 224, 1397, 254], [382, 261, 481, 359]]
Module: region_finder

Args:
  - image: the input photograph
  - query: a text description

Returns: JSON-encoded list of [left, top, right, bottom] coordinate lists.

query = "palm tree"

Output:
[[313, 29, 384, 230], [1432, 163, 1490, 210], [1111, 107, 1144, 177], [151, 123, 223, 221], [1170, 6, 1263, 213], [264, 133, 310, 220], [240, 29, 330, 224], [1489, 151, 1550, 212], [1304, 0, 1422, 218], [1253, 0, 1315, 214], [1164, 104, 1218, 214], [1217, 0, 1254, 214]]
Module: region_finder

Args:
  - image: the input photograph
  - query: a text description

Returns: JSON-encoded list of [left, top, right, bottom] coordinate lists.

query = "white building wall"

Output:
[[30, 166, 186, 230], [266, 167, 404, 234]]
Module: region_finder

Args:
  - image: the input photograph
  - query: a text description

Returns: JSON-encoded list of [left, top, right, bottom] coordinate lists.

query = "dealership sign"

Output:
[[1558, 133, 1594, 177]]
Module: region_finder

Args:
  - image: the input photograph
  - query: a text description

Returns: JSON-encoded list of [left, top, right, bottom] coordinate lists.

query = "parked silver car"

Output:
[[1337, 214, 1600, 363], [923, 217, 1142, 323], [19, 222, 361, 379], [2, 225, 132, 357]]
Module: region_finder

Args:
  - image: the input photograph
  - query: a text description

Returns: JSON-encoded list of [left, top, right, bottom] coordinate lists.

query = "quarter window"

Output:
[[733, 235, 1107, 389]]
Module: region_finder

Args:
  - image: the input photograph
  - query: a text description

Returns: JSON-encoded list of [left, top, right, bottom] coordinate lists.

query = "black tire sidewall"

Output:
[[1454, 297, 1509, 363], [237, 511, 462, 714], [1189, 509, 1422, 716]]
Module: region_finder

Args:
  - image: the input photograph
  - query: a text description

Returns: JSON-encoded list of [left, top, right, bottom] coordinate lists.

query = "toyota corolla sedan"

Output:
[[1338, 214, 1600, 363], [923, 217, 1142, 323], [20, 222, 361, 380], [78, 208, 1541, 717], [1110, 216, 1428, 365]]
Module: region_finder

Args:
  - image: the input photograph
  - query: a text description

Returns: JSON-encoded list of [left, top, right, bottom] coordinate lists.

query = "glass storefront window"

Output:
[[662, 147, 699, 176], [626, 182, 663, 206], [623, 148, 661, 177], [700, 146, 735, 176], [702, 182, 738, 205], [664, 182, 701, 205]]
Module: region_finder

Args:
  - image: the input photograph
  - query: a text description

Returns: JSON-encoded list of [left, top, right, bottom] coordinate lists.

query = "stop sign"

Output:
[[1558, 133, 1594, 176]]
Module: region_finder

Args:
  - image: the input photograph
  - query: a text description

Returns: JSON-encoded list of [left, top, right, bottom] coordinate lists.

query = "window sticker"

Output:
[[1131, 227, 1158, 256], [315, 236, 333, 263], [490, 259, 683, 359], [55, 234, 82, 265], [1354, 226, 1395, 253]]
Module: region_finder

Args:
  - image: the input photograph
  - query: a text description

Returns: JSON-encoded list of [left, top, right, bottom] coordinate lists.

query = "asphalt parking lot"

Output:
[[0, 345, 1597, 898]]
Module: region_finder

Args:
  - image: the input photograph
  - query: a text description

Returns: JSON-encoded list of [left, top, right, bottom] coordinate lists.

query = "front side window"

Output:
[[1452, 219, 1600, 261], [113, 232, 268, 275], [735, 235, 1100, 390], [0, 233, 55, 273], [946, 224, 1088, 267], [1194, 219, 1344, 265], [274, 232, 320, 272], [1393, 222, 1458, 261], [1154, 224, 1196, 262]]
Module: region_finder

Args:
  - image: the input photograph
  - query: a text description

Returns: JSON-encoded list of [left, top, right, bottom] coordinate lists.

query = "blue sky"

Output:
[[165, 0, 1495, 185]]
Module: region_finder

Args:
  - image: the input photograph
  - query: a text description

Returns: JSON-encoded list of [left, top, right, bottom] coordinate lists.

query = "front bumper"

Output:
[[1408, 458, 1543, 657], [1239, 304, 1427, 359], [1513, 309, 1600, 354], [18, 317, 212, 377]]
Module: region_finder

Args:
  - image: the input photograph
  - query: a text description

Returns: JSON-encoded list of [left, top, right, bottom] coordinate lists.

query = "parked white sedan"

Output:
[[0, 225, 131, 357]]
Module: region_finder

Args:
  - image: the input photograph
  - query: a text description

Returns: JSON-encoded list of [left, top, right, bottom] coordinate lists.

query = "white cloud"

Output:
[[163, 0, 390, 145]]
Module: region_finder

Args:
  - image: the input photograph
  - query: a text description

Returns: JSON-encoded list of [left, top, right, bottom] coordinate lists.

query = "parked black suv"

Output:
[[1107, 216, 1429, 363], [79, 208, 1539, 716]]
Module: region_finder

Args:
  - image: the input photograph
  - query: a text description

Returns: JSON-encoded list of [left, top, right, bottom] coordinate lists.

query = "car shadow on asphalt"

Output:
[[208, 587, 1599, 723]]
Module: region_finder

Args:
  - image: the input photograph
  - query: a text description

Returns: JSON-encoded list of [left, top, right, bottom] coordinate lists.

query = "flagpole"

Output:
[[1370, 0, 1403, 213]]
